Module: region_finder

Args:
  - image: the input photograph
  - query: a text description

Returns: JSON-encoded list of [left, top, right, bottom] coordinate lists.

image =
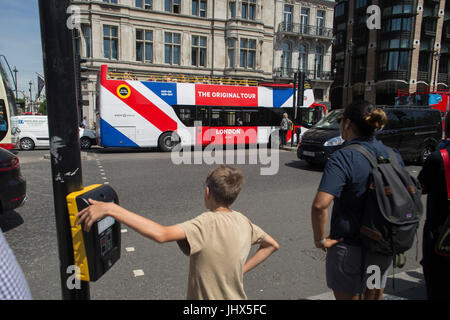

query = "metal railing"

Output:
[[274, 68, 333, 80], [277, 22, 333, 39], [107, 71, 259, 86]]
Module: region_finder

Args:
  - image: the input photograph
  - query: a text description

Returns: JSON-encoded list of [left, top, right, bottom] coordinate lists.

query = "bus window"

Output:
[[173, 106, 195, 126], [222, 109, 236, 126], [241, 110, 258, 126], [0, 100, 8, 140], [259, 108, 282, 126], [211, 108, 223, 126], [196, 107, 209, 126]]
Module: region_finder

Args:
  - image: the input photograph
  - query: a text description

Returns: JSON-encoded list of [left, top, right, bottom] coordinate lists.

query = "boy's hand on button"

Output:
[[76, 199, 111, 232]]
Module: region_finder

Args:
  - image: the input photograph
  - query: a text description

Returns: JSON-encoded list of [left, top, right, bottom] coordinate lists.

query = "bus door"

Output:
[[195, 107, 210, 145]]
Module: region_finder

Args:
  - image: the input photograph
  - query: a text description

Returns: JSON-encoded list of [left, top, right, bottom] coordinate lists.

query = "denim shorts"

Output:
[[326, 242, 392, 296]]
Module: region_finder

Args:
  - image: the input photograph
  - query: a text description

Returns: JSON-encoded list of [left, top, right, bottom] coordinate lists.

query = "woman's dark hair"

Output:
[[343, 101, 387, 137]]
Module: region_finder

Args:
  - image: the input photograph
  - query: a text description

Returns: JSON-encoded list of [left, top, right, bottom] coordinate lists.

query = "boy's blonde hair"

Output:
[[206, 165, 244, 207]]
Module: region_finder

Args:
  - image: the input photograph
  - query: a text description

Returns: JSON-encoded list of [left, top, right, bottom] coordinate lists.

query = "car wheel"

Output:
[[80, 137, 92, 149], [158, 132, 180, 152], [20, 138, 35, 151], [419, 145, 433, 165]]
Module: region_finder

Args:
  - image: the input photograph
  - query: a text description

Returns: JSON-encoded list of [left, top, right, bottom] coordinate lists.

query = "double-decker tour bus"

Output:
[[396, 89, 449, 135], [96, 64, 326, 151], [396, 89, 450, 115], [0, 59, 19, 150]]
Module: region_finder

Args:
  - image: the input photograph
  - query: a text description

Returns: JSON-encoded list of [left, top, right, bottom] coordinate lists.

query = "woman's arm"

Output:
[[311, 191, 342, 251]]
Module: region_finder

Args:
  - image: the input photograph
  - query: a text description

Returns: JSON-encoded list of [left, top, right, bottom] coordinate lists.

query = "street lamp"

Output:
[[13, 66, 18, 100], [29, 80, 33, 113], [433, 50, 441, 92]]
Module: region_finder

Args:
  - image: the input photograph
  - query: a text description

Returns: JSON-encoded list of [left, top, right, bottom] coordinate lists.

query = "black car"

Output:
[[297, 107, 443, 166], [0, 148, 26, 213]]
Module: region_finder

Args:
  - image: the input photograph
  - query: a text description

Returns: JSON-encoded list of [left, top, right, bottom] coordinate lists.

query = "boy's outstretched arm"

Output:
[[243, 234, 279, 275], [76, 199, 186, 243]]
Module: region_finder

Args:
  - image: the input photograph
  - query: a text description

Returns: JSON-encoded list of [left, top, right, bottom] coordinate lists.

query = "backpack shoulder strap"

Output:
[[344, 144, 378, 168], [386, 147, 402, 167], [440, 149, 450, 200]]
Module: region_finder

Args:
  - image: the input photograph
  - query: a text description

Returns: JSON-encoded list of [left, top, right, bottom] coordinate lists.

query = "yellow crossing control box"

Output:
[[66, 184, 121, 282]]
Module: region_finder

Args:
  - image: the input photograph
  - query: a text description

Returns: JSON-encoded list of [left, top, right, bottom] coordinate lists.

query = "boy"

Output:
[[76, 165, 279, 300]]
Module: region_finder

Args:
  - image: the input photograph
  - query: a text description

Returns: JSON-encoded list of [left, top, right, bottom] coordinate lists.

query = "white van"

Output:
[[12, 115, 96, 150]]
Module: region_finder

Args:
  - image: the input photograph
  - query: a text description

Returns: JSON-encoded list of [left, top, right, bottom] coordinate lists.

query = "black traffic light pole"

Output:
[[38, 0, 90, 300]]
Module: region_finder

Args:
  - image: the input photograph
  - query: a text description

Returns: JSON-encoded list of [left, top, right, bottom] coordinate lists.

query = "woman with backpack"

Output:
[[418, 112, 450, 300], [310, 101, 406, 300]]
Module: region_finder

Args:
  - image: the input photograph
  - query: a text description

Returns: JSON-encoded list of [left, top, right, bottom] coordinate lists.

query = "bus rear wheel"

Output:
[[158, 132, 180, 152]]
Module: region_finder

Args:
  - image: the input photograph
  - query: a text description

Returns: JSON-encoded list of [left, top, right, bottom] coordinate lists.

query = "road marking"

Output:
[[306, 268, 424, 300], [121, 229, 128, 233], [125, 247, 135, 252], [133, 270, 145, 277]]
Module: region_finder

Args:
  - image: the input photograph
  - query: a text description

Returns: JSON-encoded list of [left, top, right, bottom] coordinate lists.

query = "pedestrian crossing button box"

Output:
[[66, 184, 121, 282]]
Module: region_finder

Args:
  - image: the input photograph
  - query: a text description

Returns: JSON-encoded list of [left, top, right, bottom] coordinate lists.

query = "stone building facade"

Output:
[[71, 0, 335, 127]]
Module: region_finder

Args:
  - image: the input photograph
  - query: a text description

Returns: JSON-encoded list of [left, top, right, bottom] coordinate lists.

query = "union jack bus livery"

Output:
[[96, 65, 326, 151]]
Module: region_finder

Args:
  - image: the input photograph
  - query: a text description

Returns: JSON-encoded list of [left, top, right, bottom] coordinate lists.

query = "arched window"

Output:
[[299, 43, 308, 71], [281, 42, 292, 76]]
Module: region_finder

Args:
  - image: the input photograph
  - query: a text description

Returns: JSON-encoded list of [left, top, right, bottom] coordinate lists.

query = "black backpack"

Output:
[[345, 144, 423, 256]]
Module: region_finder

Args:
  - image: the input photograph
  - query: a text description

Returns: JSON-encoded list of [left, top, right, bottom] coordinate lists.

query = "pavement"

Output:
[[307, 267, 426, 300], [3, 148, 428, 300]]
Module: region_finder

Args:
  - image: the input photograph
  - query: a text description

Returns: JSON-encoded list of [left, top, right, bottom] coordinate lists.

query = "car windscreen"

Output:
[[313, 109, 343, 130]]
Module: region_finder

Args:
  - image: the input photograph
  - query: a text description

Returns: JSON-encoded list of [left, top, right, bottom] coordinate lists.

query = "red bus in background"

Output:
[[397, 89, 450, 134], [396, 89, 450, 115]]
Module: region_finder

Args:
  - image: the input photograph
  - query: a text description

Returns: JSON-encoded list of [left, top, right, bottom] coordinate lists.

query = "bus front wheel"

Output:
[[158, 132, 180, 152]]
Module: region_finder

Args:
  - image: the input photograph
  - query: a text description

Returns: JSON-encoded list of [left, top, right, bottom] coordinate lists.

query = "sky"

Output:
[[0, 0, 44, 99]]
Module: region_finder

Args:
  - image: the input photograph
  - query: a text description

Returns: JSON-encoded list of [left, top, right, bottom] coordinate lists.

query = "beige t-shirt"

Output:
[[177, 210, 266, 300]]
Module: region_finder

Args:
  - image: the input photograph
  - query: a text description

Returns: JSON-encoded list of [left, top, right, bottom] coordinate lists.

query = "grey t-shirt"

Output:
[[177, 211, 266, 300]]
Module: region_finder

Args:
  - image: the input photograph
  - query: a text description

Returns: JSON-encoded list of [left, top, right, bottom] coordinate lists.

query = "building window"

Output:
[[314, 89, 324, 100], [380, 51, 409, 71], [240, 38, 256, 68], [284, 4, 293, 28], [315, 46, 324, 75], [103, 0, 118, 4], [165, 0, 181, 13], [82, 25, 92, 58], [299, 43, 308, 71], [418, 52, 430, 72], [192, 0, 207, 17], [228, 38, 236, 67], [300, 8, 310, 34], [136, 30, 153, 63], [388, 17, 411, 32], [192, 35, 207, 67], [136, 0, 152, 10], [242, 0, 256, 21], [103, 25, 118, 60], [335, 2, 345, 17], [355, 0, 367, 9], [281, 42, 292, 76], [229, 1, 236, 18], [316, 10, 325, 36], [164, 32, 181, 65]]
